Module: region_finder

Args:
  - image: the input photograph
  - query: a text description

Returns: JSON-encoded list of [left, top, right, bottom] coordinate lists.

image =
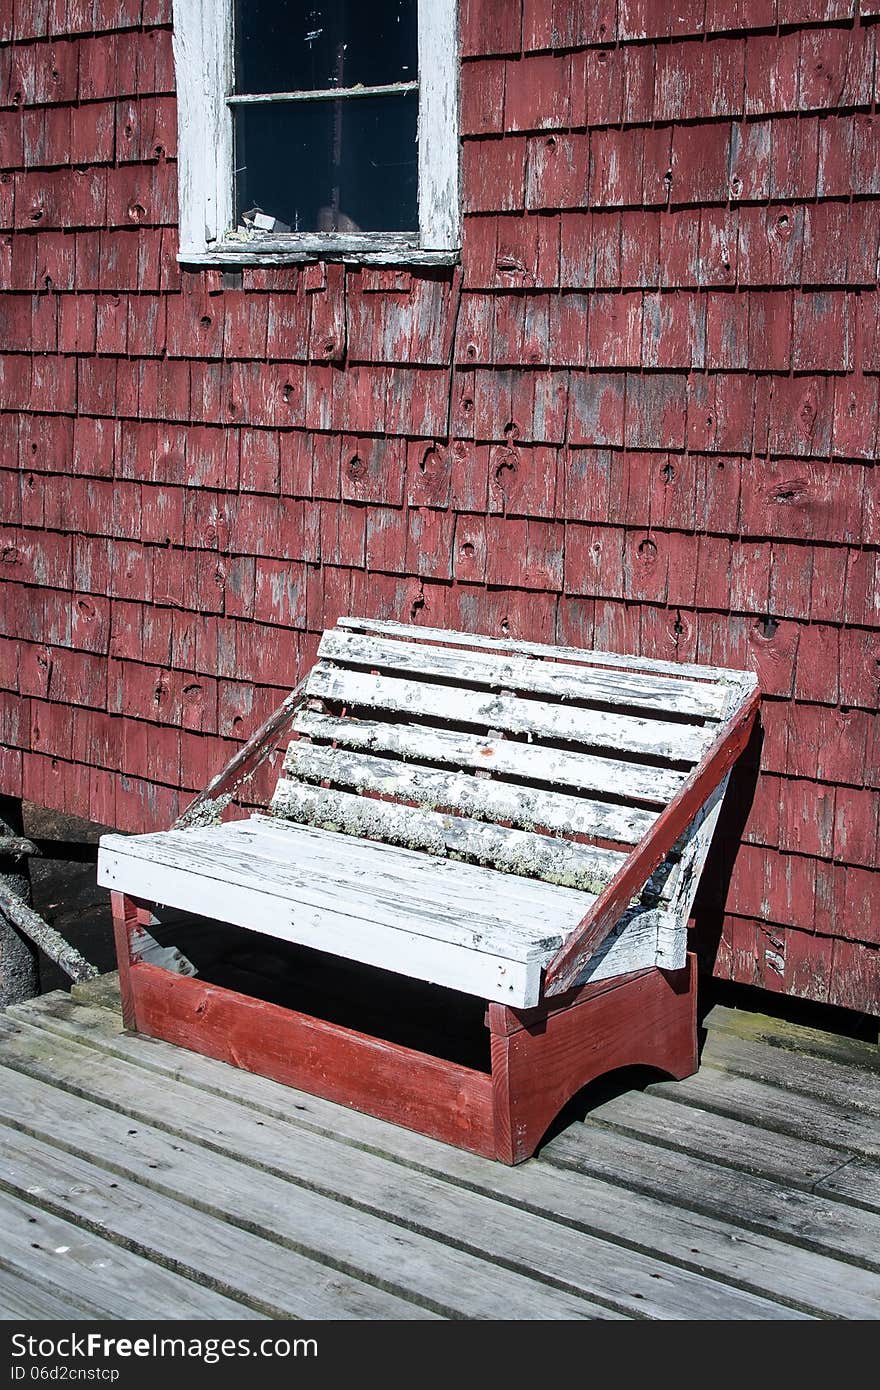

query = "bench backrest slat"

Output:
[[281, 743, 656, 847], [302, 665, 715, 763], [336, 616, 750, 688], [267, 620, 753, 892], [291, 711, 688, 806], [320, 629, 729, 720], [269, 782, 627, 895]]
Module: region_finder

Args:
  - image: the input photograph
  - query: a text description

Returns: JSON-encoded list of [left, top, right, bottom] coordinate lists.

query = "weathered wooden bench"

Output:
[[98, 617, 759, 1163]]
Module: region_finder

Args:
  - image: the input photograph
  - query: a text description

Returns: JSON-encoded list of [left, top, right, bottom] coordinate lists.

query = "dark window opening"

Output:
[[233, 0, 417, 94], [231, 0, 419, 235]]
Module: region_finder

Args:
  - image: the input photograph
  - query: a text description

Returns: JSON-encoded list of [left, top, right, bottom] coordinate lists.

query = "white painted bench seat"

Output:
[[99, 817, 602, 1005]]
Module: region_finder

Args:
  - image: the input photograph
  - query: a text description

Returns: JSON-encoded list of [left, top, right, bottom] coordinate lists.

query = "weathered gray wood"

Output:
[[585, 1089, 880, 1211], [0, 1018, 812, 1321], [543, 1123, 880, 1274], [304, 665, 714, 763], [0, 1189, 263, 1320], [292, 710, 687, 804], [650, 1069, 880, 1162], [12, 1000, 870, 1319], [0, 1055, 613, 1322], [0, 1128, 441, 1322], [705, 1003, 880, 1074], [71, 969, 123, 1011], [319, 629, 730, 719], [337, 616, 756, 689], [282, 742, 656, 846], [268, 783, 626, 892], [0, 1256, 106, 1320], [700, 1030, 880, 1118], [0, 878, 97, 984]]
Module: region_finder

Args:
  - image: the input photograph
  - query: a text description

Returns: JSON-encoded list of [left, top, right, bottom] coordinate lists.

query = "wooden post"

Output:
[[110, 892, 150, 1031], [0, 796, 39, 1007], [488, 959, 699, 1164]]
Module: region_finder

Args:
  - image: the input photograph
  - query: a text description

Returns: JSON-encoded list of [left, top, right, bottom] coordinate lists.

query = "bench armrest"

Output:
[[543, 682, 760, 996]]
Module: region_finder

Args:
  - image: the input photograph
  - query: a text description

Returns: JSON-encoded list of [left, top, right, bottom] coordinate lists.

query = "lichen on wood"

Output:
[[0, 880, 98, 986]]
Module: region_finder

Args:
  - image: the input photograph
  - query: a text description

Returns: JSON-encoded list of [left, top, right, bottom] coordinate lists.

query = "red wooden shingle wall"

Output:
[[0, 1, 877, 1013]]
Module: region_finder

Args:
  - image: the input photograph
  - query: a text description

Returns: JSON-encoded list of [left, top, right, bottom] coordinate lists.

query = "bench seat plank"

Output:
[[245, 815, 597, 921], [99, 821, 591, 958], [319, 629, 729, 720], [292, 712, 688, 805], [305, 666, 715, 764], [98, 820, 604, 1006]]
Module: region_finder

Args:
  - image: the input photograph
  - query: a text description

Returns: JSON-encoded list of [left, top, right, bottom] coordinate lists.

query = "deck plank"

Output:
[[0, 1039, 619, 1321], [700, 1028, 880, 1117], [0, 1114, 439, 1322], [0, 1260, 104, 1320], [704, 1003, 880, 1073], [584, 1090, 880, 1211], [543, 1124, 880, 1272], [0, 1190, 262, 1321], [648, 1069, 880, 1161], [0, 1004, 850, 1320]]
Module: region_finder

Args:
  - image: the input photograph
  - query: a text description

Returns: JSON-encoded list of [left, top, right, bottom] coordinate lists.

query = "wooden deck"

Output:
[[0, 972, 878, 1321]]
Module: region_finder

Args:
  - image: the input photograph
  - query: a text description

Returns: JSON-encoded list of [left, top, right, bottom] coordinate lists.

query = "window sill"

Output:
[[178, 231, 460, 267]]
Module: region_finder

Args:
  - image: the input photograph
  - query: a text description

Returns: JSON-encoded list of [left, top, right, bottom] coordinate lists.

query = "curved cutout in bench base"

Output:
[[488, 956, 697, 1164]]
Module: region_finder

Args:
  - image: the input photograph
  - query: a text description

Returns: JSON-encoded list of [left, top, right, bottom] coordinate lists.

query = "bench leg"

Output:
[[489, 957, 699, 1165], [110, 890, 152, 1032]]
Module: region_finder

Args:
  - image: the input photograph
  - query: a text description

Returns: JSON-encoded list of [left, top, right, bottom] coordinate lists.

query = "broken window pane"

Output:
[[234, 0, 417, 95], [234, 91, 418, 233]]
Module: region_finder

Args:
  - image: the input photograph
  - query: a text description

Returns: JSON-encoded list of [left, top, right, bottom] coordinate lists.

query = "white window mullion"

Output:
[[418, 0, 460, 250], [173, 0, 234, 257]]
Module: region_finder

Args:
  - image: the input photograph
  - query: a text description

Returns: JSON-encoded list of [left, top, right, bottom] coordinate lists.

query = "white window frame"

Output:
[[172, 0, 460, 265]]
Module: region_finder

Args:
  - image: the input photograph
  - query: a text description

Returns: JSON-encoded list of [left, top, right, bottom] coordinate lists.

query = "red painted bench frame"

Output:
[[112, 890, 698, 1164]]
